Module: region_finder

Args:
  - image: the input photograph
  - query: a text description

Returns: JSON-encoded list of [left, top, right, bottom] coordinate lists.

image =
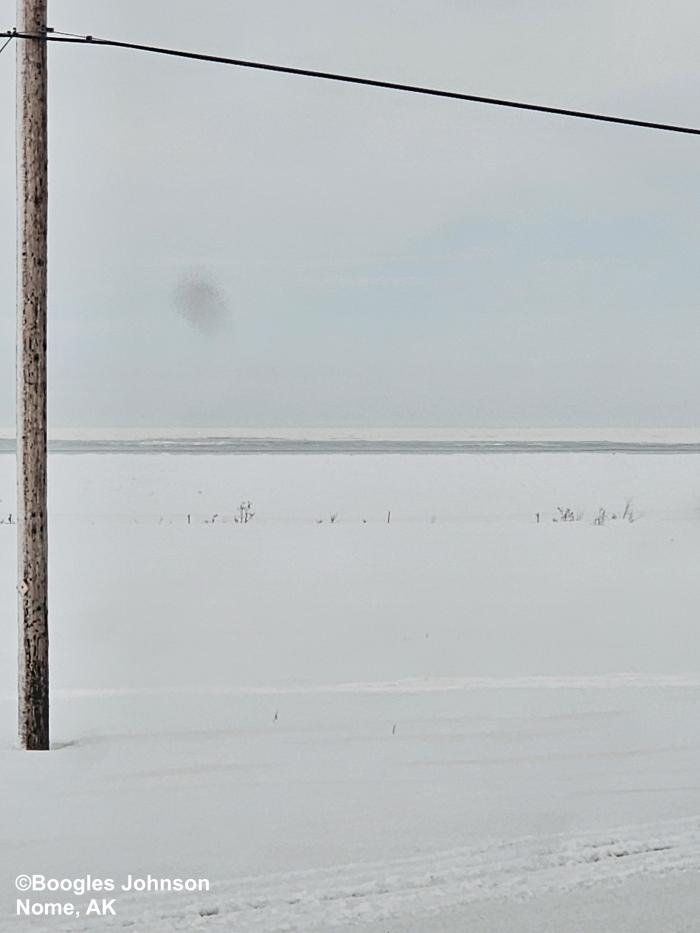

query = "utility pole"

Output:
[[16, 0, 49, 750]]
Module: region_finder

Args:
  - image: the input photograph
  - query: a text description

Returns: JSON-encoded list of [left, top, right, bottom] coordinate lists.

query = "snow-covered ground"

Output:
[[1, 451, 700, 931]]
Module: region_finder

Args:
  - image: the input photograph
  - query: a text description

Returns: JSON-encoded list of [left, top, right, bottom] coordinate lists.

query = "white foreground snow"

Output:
[[1, 452, 699, 931]]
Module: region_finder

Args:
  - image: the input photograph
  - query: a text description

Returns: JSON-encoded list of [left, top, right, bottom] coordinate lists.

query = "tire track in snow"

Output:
[[4, 816, 700, 932]]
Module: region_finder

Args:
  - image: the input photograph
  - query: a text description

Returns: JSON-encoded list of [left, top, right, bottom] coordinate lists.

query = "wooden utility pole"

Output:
[[17, 0, 49, 750]]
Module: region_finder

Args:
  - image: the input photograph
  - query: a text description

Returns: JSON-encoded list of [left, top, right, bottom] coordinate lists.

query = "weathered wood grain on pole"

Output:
[[17, 0, 49, 750]]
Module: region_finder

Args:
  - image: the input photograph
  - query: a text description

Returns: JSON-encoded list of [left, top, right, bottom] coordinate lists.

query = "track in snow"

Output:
[[4, 816, 699, 933]]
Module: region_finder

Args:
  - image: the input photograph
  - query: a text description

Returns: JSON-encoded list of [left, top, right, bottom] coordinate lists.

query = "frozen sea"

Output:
[[3, 426, 700, 455]]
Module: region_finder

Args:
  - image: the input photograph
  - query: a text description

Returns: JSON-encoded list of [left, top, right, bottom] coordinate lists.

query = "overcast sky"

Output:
[[1, 0, 699, 428]]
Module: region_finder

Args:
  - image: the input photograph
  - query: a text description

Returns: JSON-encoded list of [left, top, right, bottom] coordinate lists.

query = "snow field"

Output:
[[1, 451, 699, 931]]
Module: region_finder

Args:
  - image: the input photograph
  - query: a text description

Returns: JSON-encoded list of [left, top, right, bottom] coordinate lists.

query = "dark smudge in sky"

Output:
[[174, 274, 229, 336]]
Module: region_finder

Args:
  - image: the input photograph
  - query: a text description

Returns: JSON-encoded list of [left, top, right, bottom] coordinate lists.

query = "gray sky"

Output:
[[1, 0, 699, 428]]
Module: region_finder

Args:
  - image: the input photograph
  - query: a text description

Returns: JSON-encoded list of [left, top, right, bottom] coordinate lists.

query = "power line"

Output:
[[4, 28, 700, 138], [0, 33, 13, 56]]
